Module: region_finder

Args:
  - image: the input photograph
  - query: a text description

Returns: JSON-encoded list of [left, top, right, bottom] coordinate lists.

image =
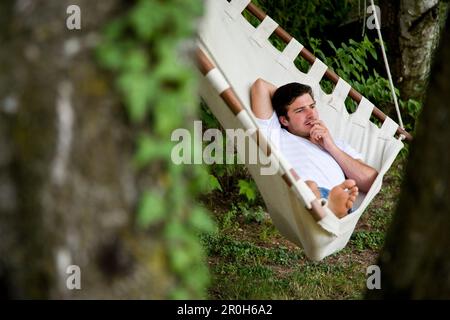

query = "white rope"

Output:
[[370, 0, 405, 139], [362, 0, 367, 37]]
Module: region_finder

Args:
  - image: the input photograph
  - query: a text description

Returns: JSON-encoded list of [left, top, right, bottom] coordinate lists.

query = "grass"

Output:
[[200, 157, 406, 300]]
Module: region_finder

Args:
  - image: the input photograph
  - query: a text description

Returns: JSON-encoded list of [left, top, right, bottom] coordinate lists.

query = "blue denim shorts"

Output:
[[318, 187, 354, 214], [318, 187, 330, 200]]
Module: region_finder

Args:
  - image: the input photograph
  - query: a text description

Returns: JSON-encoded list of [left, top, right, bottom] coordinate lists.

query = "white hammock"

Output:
[[196, 0, 404, 261]]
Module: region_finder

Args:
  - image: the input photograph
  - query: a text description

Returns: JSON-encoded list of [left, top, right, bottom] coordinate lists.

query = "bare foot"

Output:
[[328, 180, 359, 219]]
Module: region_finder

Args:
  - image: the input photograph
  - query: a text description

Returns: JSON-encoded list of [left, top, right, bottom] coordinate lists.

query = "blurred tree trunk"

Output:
[[0, 0, 173, 299], [378, 0, 402, 86], [379, 0, 448, 104], [366, 20, 450, 299]]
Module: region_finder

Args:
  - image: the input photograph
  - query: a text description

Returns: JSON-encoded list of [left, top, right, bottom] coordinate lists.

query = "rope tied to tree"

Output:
[[370, 0, 406, 140]]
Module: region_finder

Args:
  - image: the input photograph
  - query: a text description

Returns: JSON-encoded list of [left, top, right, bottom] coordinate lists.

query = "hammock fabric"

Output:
[[196, 0, 405, 261]]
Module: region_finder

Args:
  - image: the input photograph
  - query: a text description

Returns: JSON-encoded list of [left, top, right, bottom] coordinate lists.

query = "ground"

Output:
[[200, 155, 406, 299]]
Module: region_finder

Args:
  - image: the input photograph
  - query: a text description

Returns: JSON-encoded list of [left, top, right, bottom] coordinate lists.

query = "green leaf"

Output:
[[190, 165, 211, 194], [369, 45, 378, 60], [208, 174, 222, 192], [96, 43, 124, 70], [154, 94, 184, 135], [117, 72, 151, 122], [189, 206, 216, 234], [170, 246, 192, 273], [165, 221, 189, 242], [130, 1, 166, 40], [238, 179, 257, 202], [182, 260, 210, 293], [170, 288, 191, 300], [353, 52, 365, 66], [213, 164, 226, 177], [165, 223, 202, 272], [200, 103, 220, 129], [137, 192, 165, 228], [103, 18, 127, 40], [327, 40, 337, 53], [123, 49, 148, 72], [351, 69, 361, 82], [134, 134, 172, 167]]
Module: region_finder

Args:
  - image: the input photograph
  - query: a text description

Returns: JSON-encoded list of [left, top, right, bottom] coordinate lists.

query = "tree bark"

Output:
[[0, 0, 173, 299], [398, 0, 448, 103], [366, 19, 450, 299], [378, 0, 448, 104], [378, 0, 402, 84]]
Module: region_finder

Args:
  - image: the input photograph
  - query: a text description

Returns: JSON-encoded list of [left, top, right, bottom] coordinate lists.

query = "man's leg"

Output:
[[305, 180, 321, 199]]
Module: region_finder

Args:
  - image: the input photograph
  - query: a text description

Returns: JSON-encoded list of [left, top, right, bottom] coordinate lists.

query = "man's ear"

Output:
[[279, 116, 289, 127]]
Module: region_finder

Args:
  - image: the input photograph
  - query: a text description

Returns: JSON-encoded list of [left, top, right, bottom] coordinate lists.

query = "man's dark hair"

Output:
[[271, 82, 314, 118]]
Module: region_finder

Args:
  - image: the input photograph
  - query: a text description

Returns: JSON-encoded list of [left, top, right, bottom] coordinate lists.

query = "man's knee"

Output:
[[305, 180, 320, 199], [305, 180, 318, 189]]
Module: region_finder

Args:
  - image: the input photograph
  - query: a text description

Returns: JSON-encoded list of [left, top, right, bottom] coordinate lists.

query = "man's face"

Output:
[[279, 93, 318, 138]]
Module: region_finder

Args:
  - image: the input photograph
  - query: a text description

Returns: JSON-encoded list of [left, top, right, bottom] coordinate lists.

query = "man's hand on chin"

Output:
[[309, 120, 335, 151]]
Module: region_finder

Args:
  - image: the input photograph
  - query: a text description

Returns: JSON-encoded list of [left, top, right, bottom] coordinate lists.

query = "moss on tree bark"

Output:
[[0, 0, 174, 298]]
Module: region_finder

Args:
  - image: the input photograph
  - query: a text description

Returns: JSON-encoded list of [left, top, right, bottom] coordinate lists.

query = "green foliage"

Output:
[[237, 179, 258, 203], [308, 36, 422, 128], [400, 98, 422, 131], [136, 191, 165, 228], [258, 222, 280, 242], [97, 0, 215, 299], [220, 206, 240, 231], [252, 0, 352, 44], [204, 233, 366, 299], [134, 133, 173, 167], [200, 101, 221, 129], [241, 205, 266, 224], [350, 231, 385, 251], [207, 174, 223, 192], [326, 36, 377, 84], [215, 202, 267, 231], [203, 234, 304, 265], [189, 206, 217, 234]]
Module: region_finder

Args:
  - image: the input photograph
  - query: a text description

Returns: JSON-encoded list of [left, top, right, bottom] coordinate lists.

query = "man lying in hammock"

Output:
[[251, 78, 378, 218]]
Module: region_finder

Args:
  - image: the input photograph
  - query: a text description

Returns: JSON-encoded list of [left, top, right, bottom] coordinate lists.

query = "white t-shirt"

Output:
[[255, 112, 362, 190]]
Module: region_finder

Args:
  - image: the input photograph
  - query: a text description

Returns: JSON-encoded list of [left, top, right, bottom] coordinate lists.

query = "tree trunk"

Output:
[[366, 20, 450, 299], [397, 0, 448, 103], [378, 0, 448, 104], [378, 0, 402, 84], [0, 0, 173, 299]]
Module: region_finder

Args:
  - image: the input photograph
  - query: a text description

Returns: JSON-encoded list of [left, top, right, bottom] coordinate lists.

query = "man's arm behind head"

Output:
[[250, 78, 277, 119]]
